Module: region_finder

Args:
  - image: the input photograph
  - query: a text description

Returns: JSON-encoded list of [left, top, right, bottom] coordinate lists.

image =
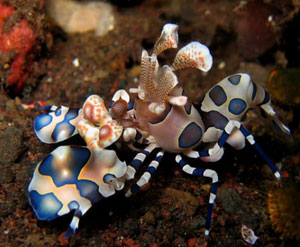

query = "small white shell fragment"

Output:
[[241, 224, 259, 245], [218, 61, 226, 70], [73, 58, 79, 67]]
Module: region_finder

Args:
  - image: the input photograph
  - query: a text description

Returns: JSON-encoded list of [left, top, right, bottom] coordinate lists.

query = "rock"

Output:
[[144, 210, 156, 225], [47, 0, 115, 36], [0, 127, 23, 166], [0, 167, 14, 183], [218, 187, 255, 226], [234, 0, 277, 59], [163, 187, 199, 216]]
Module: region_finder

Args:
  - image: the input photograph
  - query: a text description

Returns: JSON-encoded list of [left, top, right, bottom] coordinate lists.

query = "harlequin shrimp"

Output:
[[109, 23, 290, 236], [29, 95, 127, 238], [29, 23, 290, 239]]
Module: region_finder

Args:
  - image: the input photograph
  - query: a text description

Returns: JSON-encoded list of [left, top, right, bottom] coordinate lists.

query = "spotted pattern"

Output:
[[209, 86, 227, 106], [39, 146, 91, 187], [228, 74, 241, 85], [52, 109, 79, 142], [68, 201, 79, 210], [202, 110, 228, 130], [178, 122, 202, 148], [76, 180, 102, 203], [34, 114, 52, 131], [29, 191, 63, 221], [228, 98, 247, 115], [55, 108, 62, 116]]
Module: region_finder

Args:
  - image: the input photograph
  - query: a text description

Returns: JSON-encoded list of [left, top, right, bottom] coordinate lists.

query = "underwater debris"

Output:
[[241, 224, 259, 245], [47, 0, 115, 36], [268, 180, 300, 239]]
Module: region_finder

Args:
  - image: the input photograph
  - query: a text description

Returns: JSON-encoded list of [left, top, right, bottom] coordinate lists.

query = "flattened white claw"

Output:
[[171, 41, 213, 72]]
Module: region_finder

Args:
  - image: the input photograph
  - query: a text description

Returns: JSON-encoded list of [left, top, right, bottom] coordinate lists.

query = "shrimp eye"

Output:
[[111, 99, 128, 118]]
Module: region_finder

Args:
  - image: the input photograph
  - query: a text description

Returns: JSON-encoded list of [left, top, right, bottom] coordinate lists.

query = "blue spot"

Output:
[[178, 122, 203, 149], [39, 146, 91, 187], [52, 122, 75, 142], [209, 86, 227, 106], [228, 98, 247, 115], [202, 111, 228, 130], [34, 114, 52, 131], [29, 191, 63, 221], [252, 82, 257, 100], [103, 173, 116, 183], [52, 108, 80, 142], [228, 74, 241, 85], [77, 180, 102, 203], [149, 104, 172, 124], [68, 201, 79, 210], [55, 108, 62, 116]]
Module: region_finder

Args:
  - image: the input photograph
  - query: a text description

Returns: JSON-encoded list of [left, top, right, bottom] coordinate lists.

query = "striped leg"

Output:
[[123, 127, 152, 145], [175, 154, 218, 236], [239, 124, 281, 180], [185, 120, 242, 161], [187, 121, 281, 180], [64, 209, 82, 238], [126, 151, 164, 197], [126, 143, 158, 180], [260, 101, 290, 135], [64, 200, 93, 238]]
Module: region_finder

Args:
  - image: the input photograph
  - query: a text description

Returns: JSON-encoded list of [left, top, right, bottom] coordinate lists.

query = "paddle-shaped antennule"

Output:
[[153, 23, 178, 55]]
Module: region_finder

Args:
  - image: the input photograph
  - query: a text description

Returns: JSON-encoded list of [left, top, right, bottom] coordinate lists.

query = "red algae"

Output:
[[0, 2, 37, 93]]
